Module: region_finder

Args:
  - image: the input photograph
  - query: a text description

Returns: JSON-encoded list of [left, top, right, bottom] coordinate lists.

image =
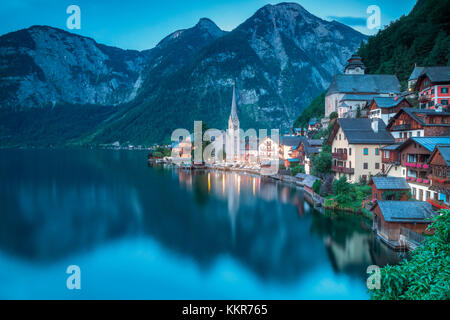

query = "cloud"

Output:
[[327, 16, 367, 27]]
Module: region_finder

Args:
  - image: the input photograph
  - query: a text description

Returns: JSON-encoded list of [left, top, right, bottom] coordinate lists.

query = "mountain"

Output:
[[0, 26, 149, 108], [88, 3, 367, 144], [358, 0, 449, 88], [0, 2, 367, 146]]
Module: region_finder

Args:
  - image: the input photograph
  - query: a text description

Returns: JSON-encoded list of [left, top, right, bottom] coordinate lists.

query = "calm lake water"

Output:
[[0, 149, 401, 300]]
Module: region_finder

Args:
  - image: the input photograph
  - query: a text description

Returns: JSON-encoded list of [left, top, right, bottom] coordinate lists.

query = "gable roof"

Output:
[[416, 66, 450, 84], [409, 137, 450, 152], [370, 177, 410, 190], [327, 74, 401, 96], [381, 144, 401, 151], [342, 94, 378, 102], [372, 96, 408, 109], [408, 66, 425, 81], [281, 135, 304, 147], [386, 108, 450, 130], [374, 201, 436, 223], [429, 144, 450, 166], [303, 175, 320, 188], [332, 118, 395, 144]]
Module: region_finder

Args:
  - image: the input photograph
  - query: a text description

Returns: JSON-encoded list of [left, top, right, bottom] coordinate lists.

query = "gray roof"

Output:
[[375, 201, 436, 223], [337, 118, 395, 144], [303, 175, 320, 188], [342, 94, 377, 101], [372, 96, 406, 108], [408, 66, 425, 81], [371, 177, 410, 190], [402, 108, 450, 127], [295, 173, 308, 180], [381, 144, 401, 151], [410, 137, 450, 152], [281, 135, 304, 147], [327, 74, 401, 96], [436, 145, 450, 166], [308, 139, 323, 146], [418, 66, 450, 83]]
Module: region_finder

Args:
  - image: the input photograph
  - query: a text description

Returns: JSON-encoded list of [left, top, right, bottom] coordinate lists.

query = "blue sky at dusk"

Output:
[[0, 0, 417, 50]]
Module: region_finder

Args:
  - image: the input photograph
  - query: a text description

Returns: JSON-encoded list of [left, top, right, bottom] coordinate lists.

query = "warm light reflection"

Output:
[[253, 177, 256, 196], [208, 173, 211, 193], [222, 174, 225, 195], [237, 175, 241, 195]]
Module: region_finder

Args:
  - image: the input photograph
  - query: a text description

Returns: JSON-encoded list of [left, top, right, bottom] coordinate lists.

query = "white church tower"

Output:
[[227, 83, 240, 162]]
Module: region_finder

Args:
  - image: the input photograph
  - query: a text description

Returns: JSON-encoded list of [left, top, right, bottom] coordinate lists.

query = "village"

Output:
[[154, 55, 450, 253]]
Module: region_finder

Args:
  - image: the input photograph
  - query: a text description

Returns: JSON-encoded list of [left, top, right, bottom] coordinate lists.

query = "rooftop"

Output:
[[408, 66, 425, 81], [281, 135, 304, 147], [372, 96, 407, 108], [374, 201, 436, 223], [327, 74, 401, 96], [370, 177, 410, 190], [417, 66, 450, 84], [410, 136, 450, 152], [333, 118, 395, 145]]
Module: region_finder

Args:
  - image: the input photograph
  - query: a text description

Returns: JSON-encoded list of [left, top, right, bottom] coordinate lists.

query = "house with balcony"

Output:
[[386, 108, 450, 143], [427, 144, 450, 209], [414, 66, 450, 109], [381, 144, 404, 177], [297, 139, 322, 174], [396, 136, 450, 202], [326, 118, 395, 183], [368, 96, 411, 125], [280, 135, 304, 167]]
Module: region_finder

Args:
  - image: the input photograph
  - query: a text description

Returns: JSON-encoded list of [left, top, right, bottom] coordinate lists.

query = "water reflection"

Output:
[[0, 149, 401, 299]]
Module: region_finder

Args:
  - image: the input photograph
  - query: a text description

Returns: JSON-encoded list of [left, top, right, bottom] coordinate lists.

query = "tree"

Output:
[[329, 112, 338, 120], [311, 149, 332, 177], [313, 180, 322, 194]]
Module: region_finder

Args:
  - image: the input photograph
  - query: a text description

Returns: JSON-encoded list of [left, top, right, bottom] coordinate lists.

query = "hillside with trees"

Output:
[[358, 0, 449, 88]]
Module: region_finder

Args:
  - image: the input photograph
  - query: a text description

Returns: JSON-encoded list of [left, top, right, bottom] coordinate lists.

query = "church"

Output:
[[325, 54, 401, 119]]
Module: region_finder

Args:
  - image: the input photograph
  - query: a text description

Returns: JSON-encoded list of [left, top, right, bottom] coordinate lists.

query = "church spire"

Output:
[[230, 82, 238, 121]]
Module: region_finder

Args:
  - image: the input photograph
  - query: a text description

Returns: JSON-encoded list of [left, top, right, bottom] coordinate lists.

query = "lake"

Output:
[[0, 149, 401, 300]]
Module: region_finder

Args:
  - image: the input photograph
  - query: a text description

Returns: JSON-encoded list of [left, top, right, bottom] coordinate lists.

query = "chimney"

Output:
[[371, 119, 379, 133]]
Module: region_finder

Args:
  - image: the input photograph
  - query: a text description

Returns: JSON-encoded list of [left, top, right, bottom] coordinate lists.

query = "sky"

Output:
[[0, 0, 417, 51]]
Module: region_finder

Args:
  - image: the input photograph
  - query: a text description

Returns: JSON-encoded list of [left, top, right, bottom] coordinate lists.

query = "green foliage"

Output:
[[293, 91, 326, 128], [382, 190, 412, 201], [329, 112, 338, 120], [358, 0, 450, 89], [290, 163, 305, 176], [371, 210, 450, 300], [312, 179, 322, 194], [311, 149, 331, 177]]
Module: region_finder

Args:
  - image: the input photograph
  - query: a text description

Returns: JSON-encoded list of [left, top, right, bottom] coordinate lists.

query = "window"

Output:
[[349, 148, 352, 156], [417, 131, 421, 137], [339, 134, 341, 140], [429, 101, 435, 107], [364, 163, 368, 169], [441, 87, 449, 94], [375, 163, 380, 170], [431, 89, 435, 94], [364, 148, 368, 155], [375, 148, 379, 155], [385, 150, 390, 158], [441, 100, 449, 105]]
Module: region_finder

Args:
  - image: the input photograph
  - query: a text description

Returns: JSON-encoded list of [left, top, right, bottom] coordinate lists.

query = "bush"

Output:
[[290, 164, 305, 176], [371, 210, 450, 300], [313, 180, 322, 194]]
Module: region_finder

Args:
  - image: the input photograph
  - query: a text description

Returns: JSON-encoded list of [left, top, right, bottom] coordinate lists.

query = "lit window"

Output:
[[364, 148, 368, 155]]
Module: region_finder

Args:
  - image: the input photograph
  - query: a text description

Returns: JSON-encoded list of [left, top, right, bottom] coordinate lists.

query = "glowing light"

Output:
[[208, 173, 211, 193]]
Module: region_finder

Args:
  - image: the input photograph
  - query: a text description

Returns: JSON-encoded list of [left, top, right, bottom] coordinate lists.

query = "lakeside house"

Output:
[[325, 54, 401, 118], [369, 176, 411, 201], [280, 135, 304, 166], [414, 66, 450, 109], [385, 107, 450, 143], [395, 136, 450, 202], [371, 201, 436, 250], [297, 139, 322, 174], [368, 97, 412, 125], [408, 65, 425, 94], [327, 118, 395, 183], [427, 144, 450, 208]]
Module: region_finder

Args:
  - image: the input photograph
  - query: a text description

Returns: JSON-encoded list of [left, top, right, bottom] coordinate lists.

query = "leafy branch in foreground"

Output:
[[371, 210, 450, 300]]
